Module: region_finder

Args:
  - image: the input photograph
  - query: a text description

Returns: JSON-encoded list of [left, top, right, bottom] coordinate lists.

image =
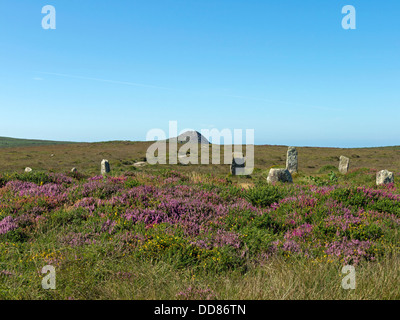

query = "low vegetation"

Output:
[[0, 168, 399, 299]]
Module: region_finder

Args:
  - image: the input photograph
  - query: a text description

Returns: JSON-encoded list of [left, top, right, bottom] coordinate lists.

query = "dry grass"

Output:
[[75, 253, 400, 300], [1, 142, 400, 178]]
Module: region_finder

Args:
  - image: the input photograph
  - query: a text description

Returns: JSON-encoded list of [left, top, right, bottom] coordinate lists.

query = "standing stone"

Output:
[[101, 159, 110, 175], [230, 153, 246, 176], [339, 156, 350, 174], [24, 167, 32, 173], [267, 168, 293, 184], [71, 167, 77, 173], [376, 170, 394, 185], [286, 147, 298, 174]]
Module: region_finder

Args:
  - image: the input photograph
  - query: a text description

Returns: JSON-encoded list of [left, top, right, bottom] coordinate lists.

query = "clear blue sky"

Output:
[[0, 0, 399, 147]]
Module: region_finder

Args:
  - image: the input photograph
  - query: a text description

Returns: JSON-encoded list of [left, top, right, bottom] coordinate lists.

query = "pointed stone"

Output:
[[286, 147, 298, 174]]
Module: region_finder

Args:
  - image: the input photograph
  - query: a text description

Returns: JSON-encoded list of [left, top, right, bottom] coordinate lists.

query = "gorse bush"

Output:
[[6, 171, 53, 185], [0, 171, 75, 187], [124, 178, 142, 189], [244, 184, 286, 208], [331, 186, 400, 216]]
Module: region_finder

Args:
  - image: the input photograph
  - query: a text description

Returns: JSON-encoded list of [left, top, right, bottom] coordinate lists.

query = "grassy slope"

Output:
[[1, 140, 400, 178]]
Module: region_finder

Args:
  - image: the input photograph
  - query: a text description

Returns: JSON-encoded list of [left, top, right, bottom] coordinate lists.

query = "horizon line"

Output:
[[0, 135, 398, 150]]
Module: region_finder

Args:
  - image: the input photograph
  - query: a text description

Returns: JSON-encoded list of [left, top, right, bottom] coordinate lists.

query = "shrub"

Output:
[[10, 171, 53, 185], [309, 171, 338, 186], [125, 178, 142, 189], [244, 185, 286, 208]]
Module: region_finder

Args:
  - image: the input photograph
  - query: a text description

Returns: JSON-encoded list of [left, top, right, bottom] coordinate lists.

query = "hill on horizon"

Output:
[[177, 130, 210, 144], [0, 136, 76, 148]]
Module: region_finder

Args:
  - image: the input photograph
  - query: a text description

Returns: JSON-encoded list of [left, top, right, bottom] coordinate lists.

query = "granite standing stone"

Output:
[[376, 170, 394, 185], [267, 168, 293, 184], [101, 159, 110, 175], [286, 147, 298, 174], [339, 156, 350, 174]]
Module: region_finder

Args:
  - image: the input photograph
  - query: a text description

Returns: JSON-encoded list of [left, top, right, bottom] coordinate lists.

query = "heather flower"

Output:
[[101, 219, 117, 234], [325, 238, 374, 265], [0, 216, 18, 235], [0, 270, 14, 277], [284, 223, 313, 241]]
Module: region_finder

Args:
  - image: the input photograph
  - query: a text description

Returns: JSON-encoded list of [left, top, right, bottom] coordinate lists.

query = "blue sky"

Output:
[[0, 0, 399, 147]]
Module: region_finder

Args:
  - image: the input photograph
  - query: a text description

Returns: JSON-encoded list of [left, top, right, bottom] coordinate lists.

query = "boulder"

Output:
[[267, 168, 293, 184], [339, 156, 350, 174], [286, 147, 298, 174], [24, 167, 32, 173], [133, 162, 147, 168], [376, 170, 394, 185], [71, 167, 77, 173]]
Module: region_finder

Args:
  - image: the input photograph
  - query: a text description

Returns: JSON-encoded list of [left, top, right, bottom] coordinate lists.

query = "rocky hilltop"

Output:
[[176, 131, 210, 144]]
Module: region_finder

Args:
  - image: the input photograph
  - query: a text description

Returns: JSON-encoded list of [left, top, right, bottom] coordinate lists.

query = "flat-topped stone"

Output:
[[133, 162, 147, 168], [376, 170, 394, 185], [267, 168, 293, 184]]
